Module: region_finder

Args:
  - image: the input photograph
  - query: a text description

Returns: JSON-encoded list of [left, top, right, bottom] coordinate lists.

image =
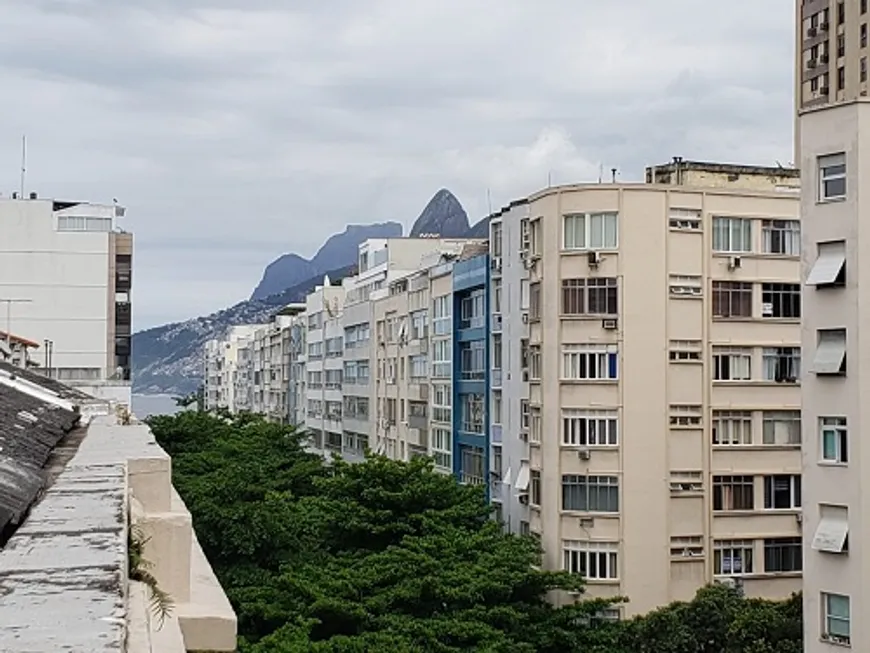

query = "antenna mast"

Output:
[[19, 136, 26, 199]]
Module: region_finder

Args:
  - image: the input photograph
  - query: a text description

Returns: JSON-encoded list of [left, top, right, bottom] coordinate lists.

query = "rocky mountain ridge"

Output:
[[132, 189, 489, 395]]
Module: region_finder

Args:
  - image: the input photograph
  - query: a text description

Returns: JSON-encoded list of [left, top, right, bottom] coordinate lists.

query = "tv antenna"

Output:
[[19, 136, 26, 199]]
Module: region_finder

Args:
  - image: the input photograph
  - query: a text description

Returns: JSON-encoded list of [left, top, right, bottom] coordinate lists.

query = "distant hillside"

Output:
[[132, 265, 356, 395], [133, 187, 486, 395], [251, 223, 402, 300]]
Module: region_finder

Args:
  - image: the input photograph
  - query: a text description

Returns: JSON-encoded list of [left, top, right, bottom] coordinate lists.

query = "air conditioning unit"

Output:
[[523, 257, 536, 270], [579, 517, 595, 528], [728, 256, 742, 270], [819, 21, 829, 31], [491, 256, 502, 271], [578, 448, 591, 460], [518, 494, 530, 505], [808, 26, 817, 37], [521, 312, 529, 324], [602, 318, 618, 330], [820, 53, 830, 63], [587, 251, 602, 267], [820, 85, 830, 95], [808, 58, 818, 68], [522, 369, 529, 382]]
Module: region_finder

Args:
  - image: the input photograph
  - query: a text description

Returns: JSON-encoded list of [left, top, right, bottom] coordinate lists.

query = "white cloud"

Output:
[[0, 0, 795, 328]]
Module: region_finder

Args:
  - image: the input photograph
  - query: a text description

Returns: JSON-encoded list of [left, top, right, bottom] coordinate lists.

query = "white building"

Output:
[[203, 324, 262, 412], [0, 196, 132, 406]]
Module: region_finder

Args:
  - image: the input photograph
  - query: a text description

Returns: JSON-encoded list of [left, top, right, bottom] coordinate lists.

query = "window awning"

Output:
[[807, 241, 846, 286], [812, 505, 849, 553], [515, 462, 530, 491], [813, 330, 846, 374], [502, 466, 512, 486]]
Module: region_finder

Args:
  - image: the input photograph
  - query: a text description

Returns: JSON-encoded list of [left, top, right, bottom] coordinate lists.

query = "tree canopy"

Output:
[[147, 411, 803, 652]]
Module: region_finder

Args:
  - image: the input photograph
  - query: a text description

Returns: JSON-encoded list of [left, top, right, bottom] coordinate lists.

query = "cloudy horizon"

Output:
[[0, 0, 795, 330]]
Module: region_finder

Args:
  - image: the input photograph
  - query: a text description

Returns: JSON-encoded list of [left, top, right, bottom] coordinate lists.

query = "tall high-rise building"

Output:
[[796, 1, 866, 649], [0, 196, 132, 406], [490, 162, 803, 617]]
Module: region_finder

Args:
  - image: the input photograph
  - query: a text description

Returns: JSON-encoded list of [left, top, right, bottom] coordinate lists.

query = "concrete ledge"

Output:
[[177, 532, 238, 652]]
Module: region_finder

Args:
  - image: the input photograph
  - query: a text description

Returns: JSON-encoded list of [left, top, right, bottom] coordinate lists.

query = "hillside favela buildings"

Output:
[[0, 195, 133, 406], [204, 159, 805, 617]]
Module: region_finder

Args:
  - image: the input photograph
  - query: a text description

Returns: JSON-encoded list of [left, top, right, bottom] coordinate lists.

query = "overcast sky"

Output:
[[0, 0, 794, 330]]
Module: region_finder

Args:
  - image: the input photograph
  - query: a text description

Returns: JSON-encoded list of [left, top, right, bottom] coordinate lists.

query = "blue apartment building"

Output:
[[451, 253, 490, 498]]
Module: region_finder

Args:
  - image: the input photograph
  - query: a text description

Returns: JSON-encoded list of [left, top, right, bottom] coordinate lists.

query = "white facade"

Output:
[[0, 197, 132, 406], [203, 324, 262, 412]]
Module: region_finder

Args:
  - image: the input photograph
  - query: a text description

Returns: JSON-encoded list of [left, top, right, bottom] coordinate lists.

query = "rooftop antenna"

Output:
[[19, 135, 26, 199], [611, 168, 618, 183], [486, 188, 492, 216], [598, 163, 603, 184], [547, 171, 552, 188]]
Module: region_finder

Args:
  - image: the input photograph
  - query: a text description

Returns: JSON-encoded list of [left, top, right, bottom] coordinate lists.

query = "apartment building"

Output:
[[490, 163, 803, 617], [304, 278, 346, 452], [796, 50, 870, 653], [0, 196, 132, 405], [203, 324, 262, 412]]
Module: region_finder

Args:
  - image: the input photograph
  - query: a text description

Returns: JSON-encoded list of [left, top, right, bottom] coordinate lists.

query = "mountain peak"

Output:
[[409, 189, 470, 238]]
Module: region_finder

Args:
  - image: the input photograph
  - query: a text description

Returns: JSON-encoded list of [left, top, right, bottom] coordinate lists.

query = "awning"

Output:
[[812, 505, 849, 553], [515, 462, 530, 491], [502, 466, 512, 486], [813, 330, 846, 374], [807, 241, 846, 286]]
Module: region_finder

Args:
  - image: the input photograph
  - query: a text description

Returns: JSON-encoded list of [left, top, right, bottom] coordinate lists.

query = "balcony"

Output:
[[491, 368, 503, 388]]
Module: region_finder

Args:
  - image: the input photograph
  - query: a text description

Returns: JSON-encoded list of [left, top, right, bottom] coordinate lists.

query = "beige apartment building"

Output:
[[496, 162, 803, 617]]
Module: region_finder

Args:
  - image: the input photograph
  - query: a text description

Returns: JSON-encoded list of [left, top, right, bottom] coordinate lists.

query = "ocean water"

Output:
[[132, 394, 184, 419]]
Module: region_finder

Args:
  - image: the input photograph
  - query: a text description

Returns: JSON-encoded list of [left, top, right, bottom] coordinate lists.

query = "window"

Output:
[[713, 347, 752, 381], [670, 535, 704, 558], [670, 405, 702, 428], [461, 394, 485, 433], [431, 427, 452, 471], [409, 355, 428, 380], [669, 275, 702, 298], [761, 283, 800, 319], [530, 470, 541, 506], [813, 504, 849, 553], [823, 593, 851, 645], [492, 334, 503, 371], [563, 541, 619, 580], [713, 475, 754, 511], [712, 217, 752, 253], [712, 411, 752, 446], [821, 416, 848, 463], [761, 220, 800, 255], [459, 290, 485, 329], [669, 339, 702, 362], [492, 277, 502, 314], [529, 345, 542, 380], [807, 240, 846, 287], [432, 339, 451, 378], [56, 215, 113, 232], [562, 344, 618, 381], [819, 153, 846, 201], [837, 65, 845, 90], [863, 56, 869, 83], [563, 212, 619, 249], [490, 221, 503, 257], [714, 540, 754, 576], [324, 369, 342, 389], [562, 475, 619, 512], [432, 295, 451, 335], [459, 445, 485, 485], [813, 328, 847, 375], [529, 406, 542, 444], [763, 475, 801, 510], [492, 392, 502, 425], [432, 384, 451, 423], [668, 208, 702, 231], [529, 282, 542, 320], [561, 278, 618, 315], [669, 471, 703, 493], [459, 341, 485, 380], [762, 347, 800, 382], [763, 411, 801, 446], [763, 538, 802, 573], [863, 0, 867, 14], [712, 281, 753, 318], [343, 396, 369, 420], [562, 409, 618, 446], [410, 310, 428, 340]]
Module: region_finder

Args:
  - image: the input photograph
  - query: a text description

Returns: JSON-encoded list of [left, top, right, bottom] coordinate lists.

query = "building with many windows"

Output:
[[0, 196, 133, 406], [490, 162, 803, 617], [797, 50, 866, 653]]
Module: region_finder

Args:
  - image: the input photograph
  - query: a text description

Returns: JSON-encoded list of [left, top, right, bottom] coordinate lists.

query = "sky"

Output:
[[0, 0, 795, 330]]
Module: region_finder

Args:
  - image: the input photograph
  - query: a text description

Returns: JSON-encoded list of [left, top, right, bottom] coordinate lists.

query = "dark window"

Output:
[[838, 1, 845, 25], [762, 283, 801, 318], [561, 278, 618, 315], [764, 538, 803, 573], [838, 66, 846, 90], [764, 475, 802, 510], [712, 281, 753, 318], [713, 475, 755, 511]]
